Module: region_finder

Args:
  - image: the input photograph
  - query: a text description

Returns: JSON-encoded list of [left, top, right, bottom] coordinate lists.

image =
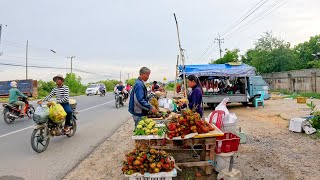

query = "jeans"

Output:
[[132, 115, 142, 127], [60, 103, 72, 126]]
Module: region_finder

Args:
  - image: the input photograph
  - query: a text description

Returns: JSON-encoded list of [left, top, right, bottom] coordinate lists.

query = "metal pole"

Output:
[[26, 40, 28, 80], [174, 13, 188, 108], [229, 155, 234, 172], [174, 55, 179, 96]]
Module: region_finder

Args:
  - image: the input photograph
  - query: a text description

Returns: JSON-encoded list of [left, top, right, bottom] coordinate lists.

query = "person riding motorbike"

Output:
[[38, 74, 72, 134], [9, 81, 28, 116], [99, 84, 106, 95], [114, 81, 128, 102]]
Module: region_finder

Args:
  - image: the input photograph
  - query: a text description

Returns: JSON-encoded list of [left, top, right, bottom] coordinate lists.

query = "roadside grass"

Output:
[[271, 89, 320, 99]]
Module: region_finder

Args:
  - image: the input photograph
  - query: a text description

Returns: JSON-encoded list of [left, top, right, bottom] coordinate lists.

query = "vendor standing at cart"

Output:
[[179, 74, 203, 117], [129, 67, 158, 127]]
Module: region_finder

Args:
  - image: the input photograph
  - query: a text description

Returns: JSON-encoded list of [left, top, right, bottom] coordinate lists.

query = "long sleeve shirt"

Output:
[[187, 85, 203, 117], [9, 88, 27, 103], [43, 85, 70, 104]]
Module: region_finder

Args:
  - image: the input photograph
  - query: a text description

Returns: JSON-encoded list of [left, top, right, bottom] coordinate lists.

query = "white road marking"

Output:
[[0, 100, 115, 139]]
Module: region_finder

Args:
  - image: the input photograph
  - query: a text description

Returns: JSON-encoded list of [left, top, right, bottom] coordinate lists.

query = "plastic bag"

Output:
[[207, 98, 230, 124], [49, 103, 67, 124], [224, 113, 237, 124], [33, 106, 49, 123]]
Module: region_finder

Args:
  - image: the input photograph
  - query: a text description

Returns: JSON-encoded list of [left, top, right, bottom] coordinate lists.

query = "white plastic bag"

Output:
[[224, 113, 237, 124], [33, 106, 49, 123], [207, 98, 230, 124]]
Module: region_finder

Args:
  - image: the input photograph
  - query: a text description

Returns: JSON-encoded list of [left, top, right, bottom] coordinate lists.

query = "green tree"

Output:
[[98, 80, 118, 92], [210, 49, 240, 64], [126, 78, 137, 86], [242, 32, 299, 73], [64, 73, 86, 95], [294, 35, 320, 68]]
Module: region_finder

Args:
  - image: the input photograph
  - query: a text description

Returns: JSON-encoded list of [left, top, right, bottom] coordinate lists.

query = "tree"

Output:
[[126, 78, 137, 86], [255, 31, 289, 51], [210, 49, 240, 64], [294, 35, 320, 68], [64, 73, 86, 95], [242, 32, 299, 74]]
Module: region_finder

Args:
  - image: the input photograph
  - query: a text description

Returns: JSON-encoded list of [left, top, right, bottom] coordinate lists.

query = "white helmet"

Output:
[[10, 81, 17, 88]]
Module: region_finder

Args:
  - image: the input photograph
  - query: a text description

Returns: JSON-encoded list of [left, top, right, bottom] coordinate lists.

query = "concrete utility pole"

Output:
[[215, 33, 224, 58], [0, 24, 7, 56], [26, 40, 28, 79], [67, 56, 75, 74]]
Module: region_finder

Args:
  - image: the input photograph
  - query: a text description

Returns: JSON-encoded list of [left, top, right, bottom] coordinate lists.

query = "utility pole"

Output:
[[26, 40, 28, 79], [215, 33, 224, 58], [0, 24, 7, 56], [67, 56, 75, 74], [127, 73, 130, 81]]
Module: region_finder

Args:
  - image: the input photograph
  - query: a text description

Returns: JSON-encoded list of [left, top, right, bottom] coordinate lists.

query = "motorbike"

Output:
[[2, 97, 35, 124], [115, 92, 124, 108], [99, 89, 106, 97], [31, 102, 77, 153]]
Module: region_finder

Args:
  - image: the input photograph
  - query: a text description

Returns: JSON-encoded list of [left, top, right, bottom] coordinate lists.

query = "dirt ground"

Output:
[[64, 95, 320, 180]]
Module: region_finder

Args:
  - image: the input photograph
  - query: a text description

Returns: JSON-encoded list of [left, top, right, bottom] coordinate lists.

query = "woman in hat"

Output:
[[41, 74, 73, 133]]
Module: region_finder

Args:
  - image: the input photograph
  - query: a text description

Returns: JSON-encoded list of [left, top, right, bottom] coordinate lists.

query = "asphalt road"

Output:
[[0, 93, 131, 180]]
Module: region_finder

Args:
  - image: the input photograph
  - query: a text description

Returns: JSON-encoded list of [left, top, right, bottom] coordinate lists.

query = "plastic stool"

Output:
[[209, 110, 225, 129]]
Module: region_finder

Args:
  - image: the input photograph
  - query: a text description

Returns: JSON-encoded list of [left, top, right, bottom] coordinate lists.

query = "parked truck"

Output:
[[0, 79, 37, 97], [179, 63, 269, 109]]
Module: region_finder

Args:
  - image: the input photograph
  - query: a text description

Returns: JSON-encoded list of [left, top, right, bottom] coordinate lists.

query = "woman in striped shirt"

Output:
[[42, 74, 73, 133]]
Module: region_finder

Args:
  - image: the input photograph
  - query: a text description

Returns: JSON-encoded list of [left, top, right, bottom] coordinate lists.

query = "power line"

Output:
[[225, 0, 288, 40], [221, 0, 269, 38], [0, 60, 119, 77], [196, 0, 268, 62], [220, 0, 266, 37]]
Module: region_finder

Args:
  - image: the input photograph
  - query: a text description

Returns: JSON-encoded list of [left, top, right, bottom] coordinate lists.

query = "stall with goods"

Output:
[[122, 143, 177, 179]]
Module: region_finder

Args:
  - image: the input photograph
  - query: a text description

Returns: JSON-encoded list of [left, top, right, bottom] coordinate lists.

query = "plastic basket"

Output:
[[125, 169, 177, 180], [297, 97, 306, 104], [215, 132, 240, 154]]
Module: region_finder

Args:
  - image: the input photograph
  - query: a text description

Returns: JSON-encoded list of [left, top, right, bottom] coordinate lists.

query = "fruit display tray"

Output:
[[124, 168, 177, 180], [132, 135, 165, 140]]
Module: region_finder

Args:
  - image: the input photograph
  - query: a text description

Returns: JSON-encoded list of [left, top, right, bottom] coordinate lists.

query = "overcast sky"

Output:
[[0, 0, 319, 83]]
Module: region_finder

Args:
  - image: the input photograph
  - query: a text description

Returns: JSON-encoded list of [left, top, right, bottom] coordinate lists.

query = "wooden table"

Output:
[[134, 124, 224, 175]]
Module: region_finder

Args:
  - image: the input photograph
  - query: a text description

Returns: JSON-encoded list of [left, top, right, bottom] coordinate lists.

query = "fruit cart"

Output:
[[134, 123, 224, 175]]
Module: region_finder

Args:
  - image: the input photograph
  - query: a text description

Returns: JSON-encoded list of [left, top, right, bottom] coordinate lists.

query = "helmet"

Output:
[[10, 81, 17, 88]]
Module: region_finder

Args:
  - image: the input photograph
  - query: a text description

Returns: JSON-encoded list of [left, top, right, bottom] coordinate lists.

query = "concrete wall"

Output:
[[261, 69, 320, 93]]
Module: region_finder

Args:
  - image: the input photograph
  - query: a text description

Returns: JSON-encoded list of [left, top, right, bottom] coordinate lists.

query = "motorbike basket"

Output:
[[33, 114, 49, 124], [69, 99, 77, 109]]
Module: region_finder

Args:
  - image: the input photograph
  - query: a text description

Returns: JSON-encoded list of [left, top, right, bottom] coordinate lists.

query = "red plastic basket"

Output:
[[215, 132, 240, 154]]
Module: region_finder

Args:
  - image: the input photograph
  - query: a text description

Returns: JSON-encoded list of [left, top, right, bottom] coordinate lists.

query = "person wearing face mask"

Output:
[[179, 74, 204, 117], [128, 67, 158, 127]]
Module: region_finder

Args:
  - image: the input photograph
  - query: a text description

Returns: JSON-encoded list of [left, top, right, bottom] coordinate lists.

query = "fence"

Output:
[[261, 69, 320, 93]]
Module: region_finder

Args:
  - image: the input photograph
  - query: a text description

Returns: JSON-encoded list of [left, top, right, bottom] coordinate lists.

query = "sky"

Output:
[[0, 0, 319, 84]]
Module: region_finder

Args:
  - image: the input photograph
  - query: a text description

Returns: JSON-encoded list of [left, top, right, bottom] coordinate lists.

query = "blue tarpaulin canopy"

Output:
[[178, 63, 256, 77]]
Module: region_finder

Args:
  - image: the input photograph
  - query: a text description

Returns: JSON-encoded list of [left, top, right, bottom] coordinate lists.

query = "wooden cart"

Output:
[[134, 124, 224, 175]]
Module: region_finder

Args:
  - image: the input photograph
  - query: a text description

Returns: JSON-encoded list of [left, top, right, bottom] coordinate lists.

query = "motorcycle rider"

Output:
[[114, 81, 128, 102], [99, 84, 106, 95], [9, 81, 28, 116], [40, 74, 72, 134]]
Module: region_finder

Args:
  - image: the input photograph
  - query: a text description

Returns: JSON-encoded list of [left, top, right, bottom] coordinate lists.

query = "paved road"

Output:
[[0, 93, 131, 180]]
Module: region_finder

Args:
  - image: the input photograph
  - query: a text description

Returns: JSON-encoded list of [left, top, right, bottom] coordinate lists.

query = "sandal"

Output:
[[63, 127, 71, 134]]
